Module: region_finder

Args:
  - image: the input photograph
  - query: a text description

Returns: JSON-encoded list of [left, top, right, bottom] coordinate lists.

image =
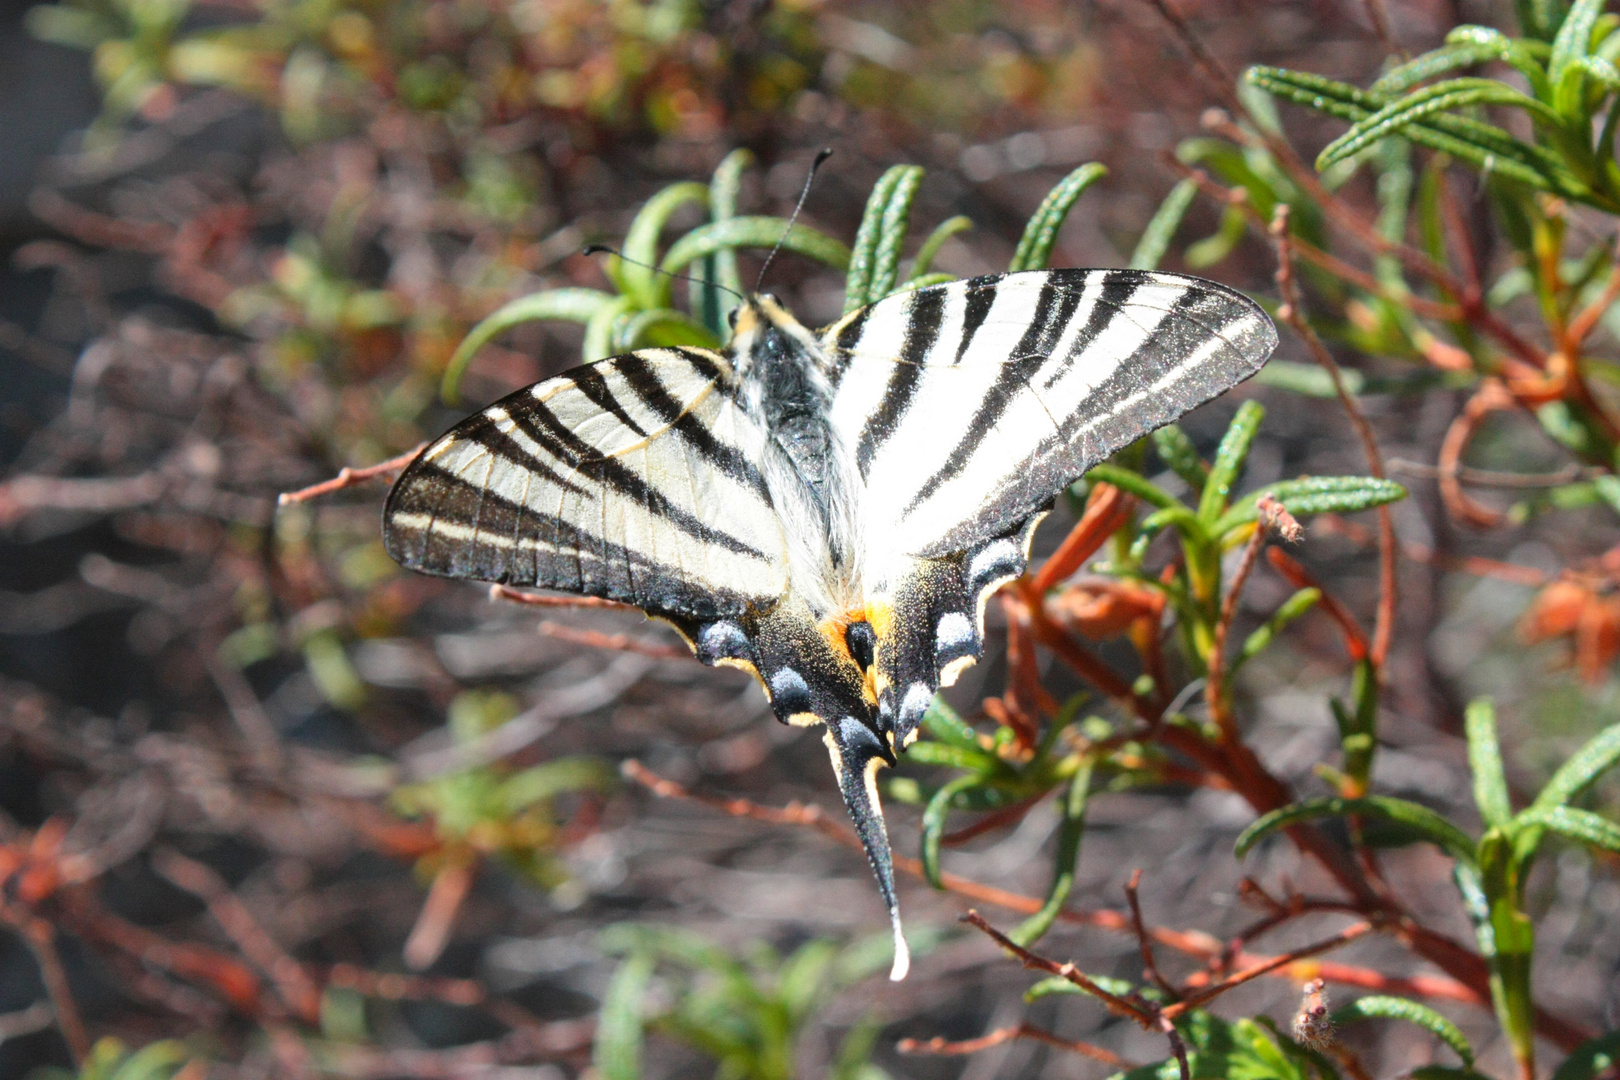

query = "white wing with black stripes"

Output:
[[818, 268, 1277, 763], [823, 269, 1278, 567], [384, 347, 788, 620]]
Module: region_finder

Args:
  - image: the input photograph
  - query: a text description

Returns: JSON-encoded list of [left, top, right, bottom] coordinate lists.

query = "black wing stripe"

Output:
[[855, 288, 946, 478], [569, 365, 650, 438], [504, 394, 768, 559], [615, 351, 771, 498], [826, 304, 873, 387], [450, 416, 593, 499], [901, 277, 1092, 512], [952, 275, 999, 364]]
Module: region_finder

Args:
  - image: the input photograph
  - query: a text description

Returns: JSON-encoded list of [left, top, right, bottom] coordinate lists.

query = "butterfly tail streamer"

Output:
[[824, 720, 909, 981]]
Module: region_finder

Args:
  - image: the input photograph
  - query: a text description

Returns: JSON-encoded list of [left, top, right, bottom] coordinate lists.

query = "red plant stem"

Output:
[[1032, 482, 1133, 592], [620, 762, 1484, 1007], [490, 584, 637, 610], [1205, 521, 1267, 741], [152, 848, 322, 1024], [898, 1022, 1131, 1065], [963, 910, 1155, 1024], [534, 621, 689, 660], [278, 444, 427, 505], [1272, 206, 1397, 667]]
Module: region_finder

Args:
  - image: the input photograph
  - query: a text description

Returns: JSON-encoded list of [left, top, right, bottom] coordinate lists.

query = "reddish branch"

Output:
[[277, 444, 427, 505], [898, 1021, 1131, 1065], [1271, 205, 1398, 667], [621, 761, 1482, 1006]]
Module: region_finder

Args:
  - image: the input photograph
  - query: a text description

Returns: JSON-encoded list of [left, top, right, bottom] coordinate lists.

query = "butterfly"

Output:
[[383, 267, 1277, 979]]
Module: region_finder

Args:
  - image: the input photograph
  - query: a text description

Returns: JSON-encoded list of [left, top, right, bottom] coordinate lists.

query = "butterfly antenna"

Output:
[[581, 245, 744, 302], [755, 147, 834, 293]]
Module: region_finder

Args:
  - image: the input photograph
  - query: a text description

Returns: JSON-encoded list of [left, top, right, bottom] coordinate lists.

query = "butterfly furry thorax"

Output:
[[383, 268, 1279, 981]]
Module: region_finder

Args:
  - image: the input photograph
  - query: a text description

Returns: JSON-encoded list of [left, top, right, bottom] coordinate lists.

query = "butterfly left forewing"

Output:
[[384, 347, 788, 621]]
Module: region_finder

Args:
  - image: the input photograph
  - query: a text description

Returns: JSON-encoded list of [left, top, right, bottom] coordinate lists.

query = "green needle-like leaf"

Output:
[[709, 149, 752, 297], [1513, 805, 1620, 853], [1331, 996, 1475, 1065], [1551, 1030, 1620, 1080], [1466, 698, 1514, 829], [1212, 475, 1408, 536], [661, 216, 850, 276], [1198, 400, 1266, 524], [622, 181, 709, 307], [1235, 796, 1478, 865], [1316, 78, 1564, 173], [1130, 178, 1198, 271], [1010, 761, 1092, 947], [595, 950, 654, 1080], [1084, 462, 1184, 510], [1235, 587, 1321, 669], [906, 215, 972, 284], [868, 165, 924, 302], [440, 287, 615, 404], [845, 165, 914, 313], [920, 774, 981, 889], [1535, 722, 1620, 809], [1009, 163, 1107, 273], [611, 308, 722, 352], [1551, 0, 1607, 92]]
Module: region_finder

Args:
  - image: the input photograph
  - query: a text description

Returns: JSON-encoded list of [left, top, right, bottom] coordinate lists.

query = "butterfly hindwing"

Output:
[[383, 347, 788, 620]]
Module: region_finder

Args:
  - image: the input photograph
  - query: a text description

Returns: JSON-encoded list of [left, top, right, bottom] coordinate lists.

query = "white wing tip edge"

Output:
[[889, 921, 911, 981]]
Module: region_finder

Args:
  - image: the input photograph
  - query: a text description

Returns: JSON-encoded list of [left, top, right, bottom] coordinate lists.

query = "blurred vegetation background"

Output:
[[2, 1, 1620, 1078]]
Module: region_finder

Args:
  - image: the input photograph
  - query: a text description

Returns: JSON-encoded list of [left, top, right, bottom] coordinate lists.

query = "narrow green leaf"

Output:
[[906, 215, 972, 284], [1235, 796, 1478, 865], [845, 166, 912, 313], [661, 216, 850, 276], [594, 950, 655, 1080], [919, 697, 981, 749], [1130, 178, 1198, 271], [1248, 66, 1580, 195], [1212, 476, 1408, 536], [497, 756, 614, 811], [1184, 204, 1248, 269], [1009, 163, 1108, 273], [921, 774, 982, 889], [709, 148, 752, 299], [1236, 588, 1321, 667], [1444, 25, 1554, 95], [868, 165, 924, 302], [1152, 424, 1209, 490], [1465, 698, 1514, 829], [611, 308, 722, 352], [894, 272, 957, 292], [1514, 806, 1620, 853], [1332, 996, 1474, 1065], [440, 288, 614, 404], [1534, 723, 1620, 809], [582, 295, 637, 363], [113, 1041, 193, 1080], [622, 181, 709, 307], [1010, 761, 1092, 947], [1198, 400, 1266, 524], [1317, 79, 1564, 172], [1551, 0, 1606, 91], [1373, 41, 1530, 96], [1550, 1030, 1620, 1080], [1084, 462, 1184, 510]]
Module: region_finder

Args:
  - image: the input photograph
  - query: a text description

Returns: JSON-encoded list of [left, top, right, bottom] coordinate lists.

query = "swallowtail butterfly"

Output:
[[384, 268, 1278, 979]]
